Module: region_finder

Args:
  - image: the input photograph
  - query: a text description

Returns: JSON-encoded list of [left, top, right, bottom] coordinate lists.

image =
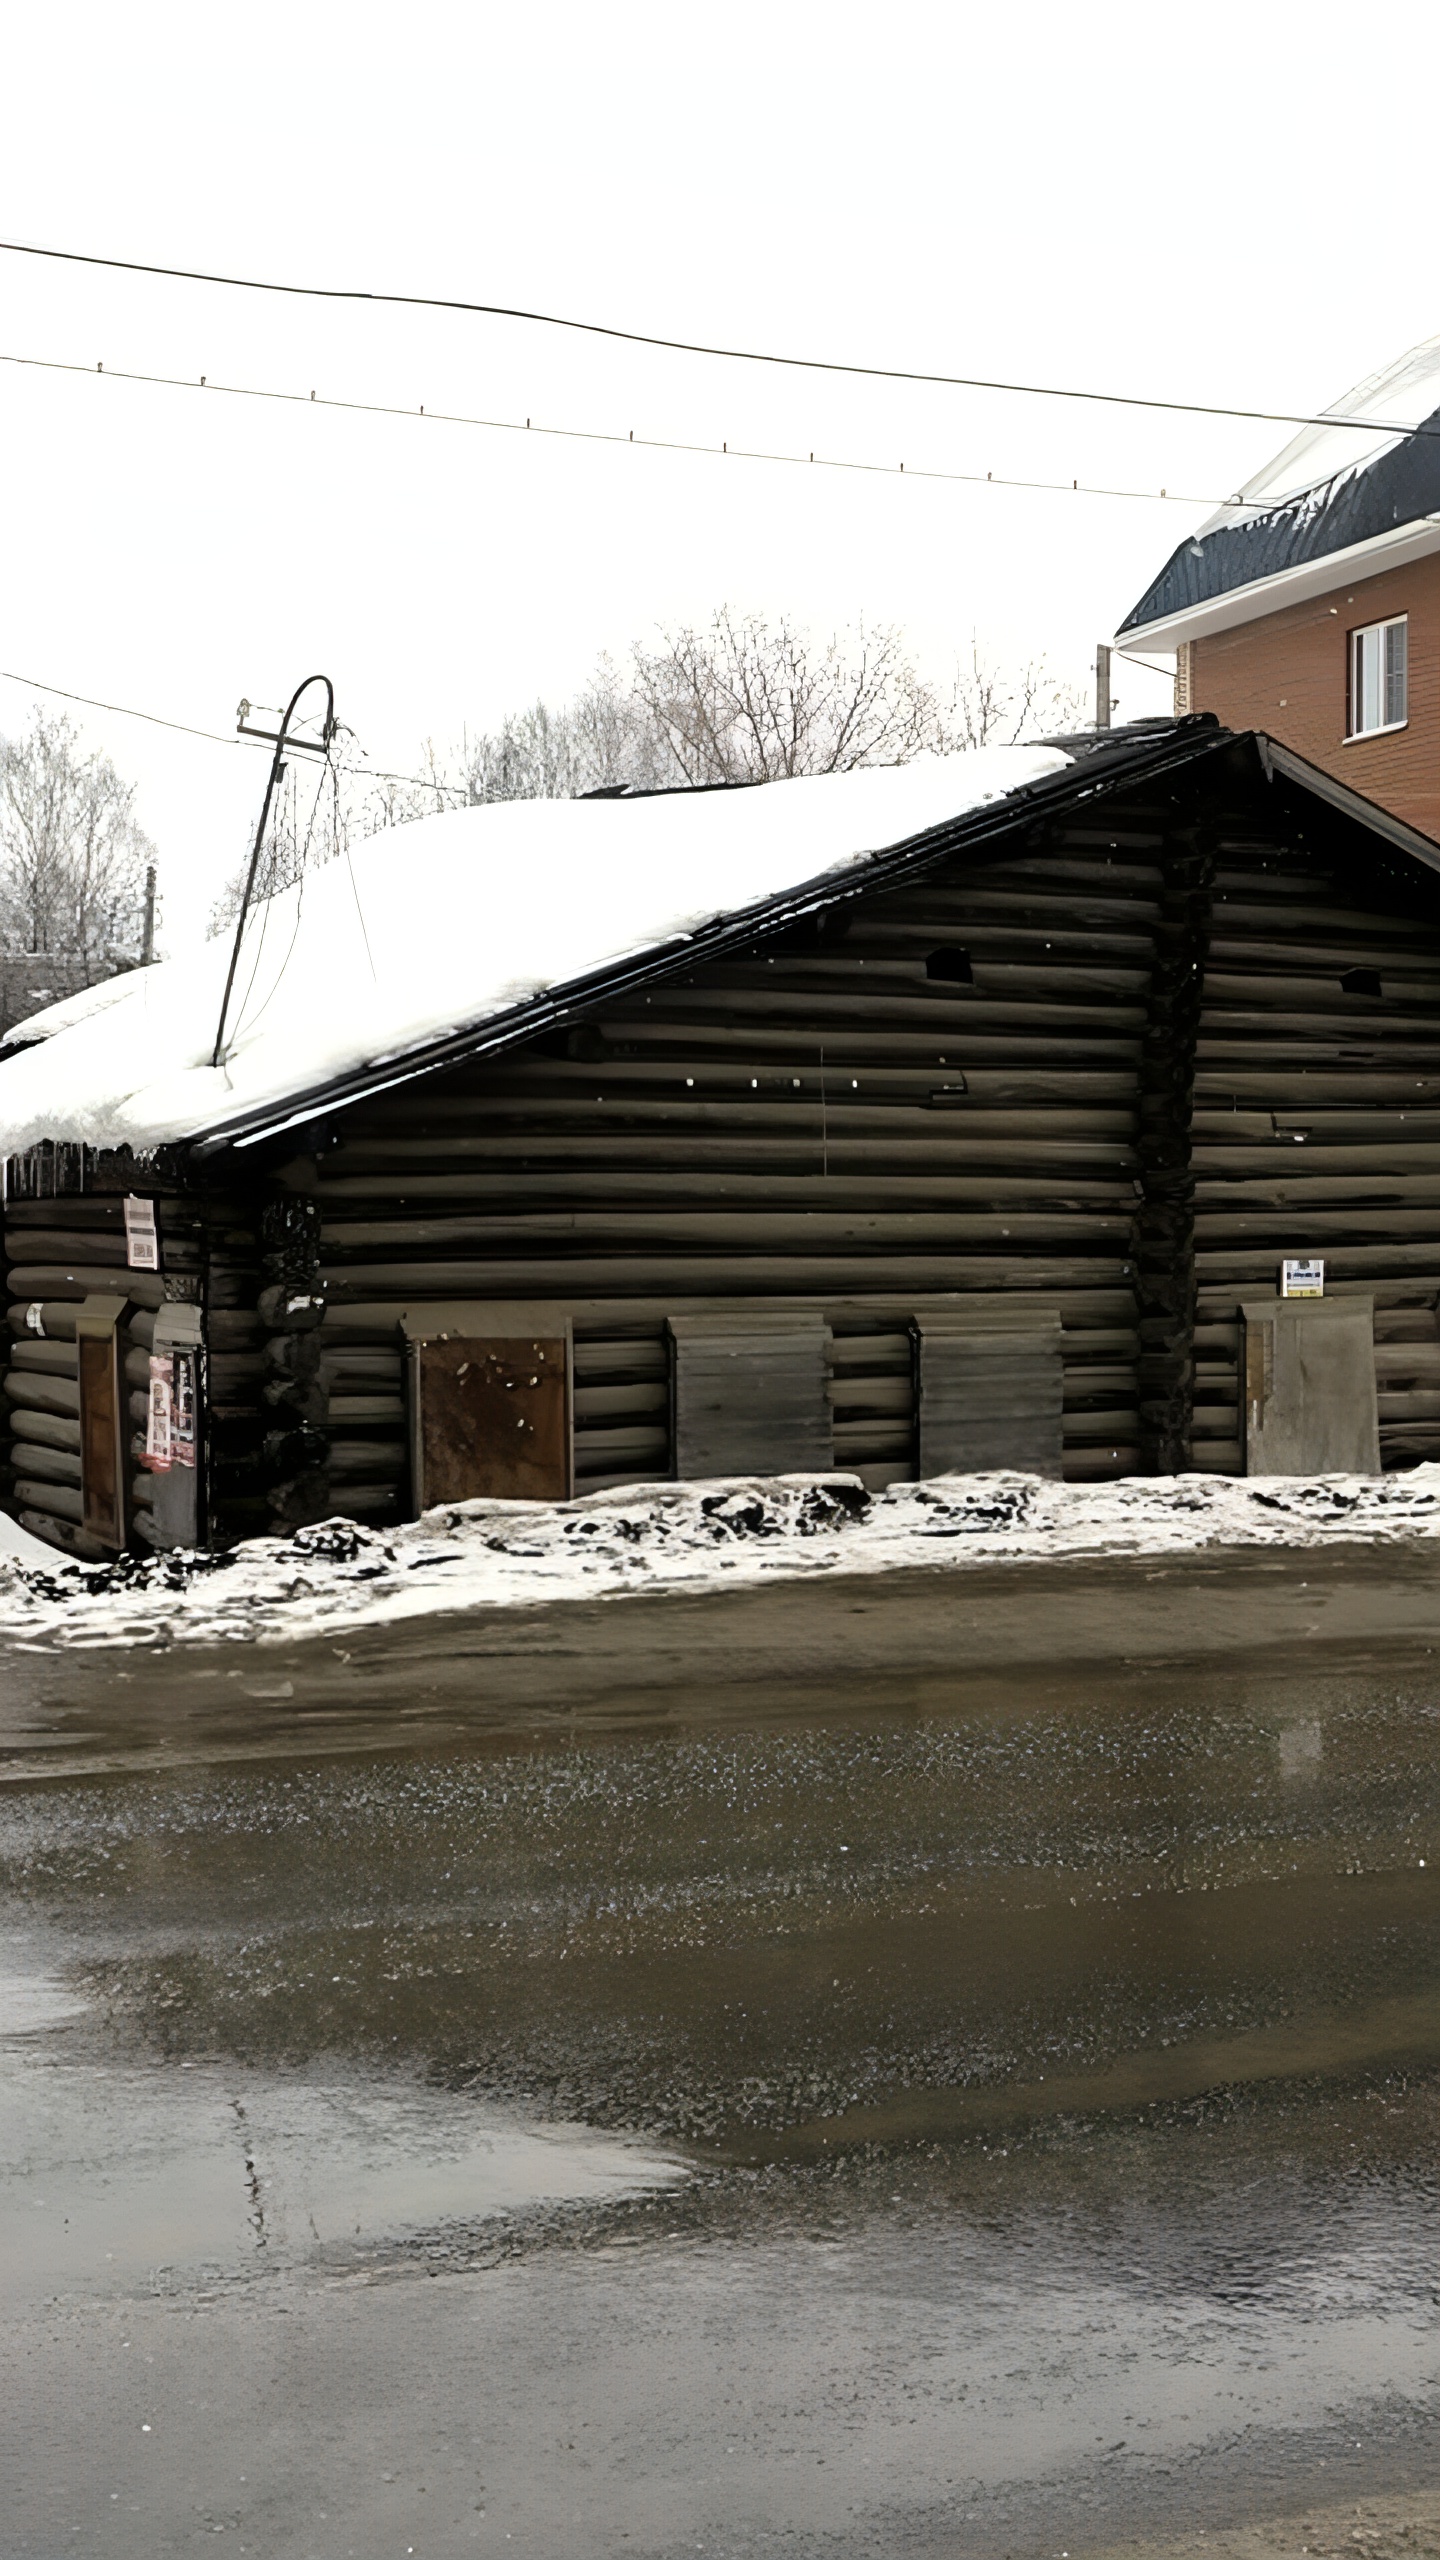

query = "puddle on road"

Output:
[[0, 1963, 89, 2034], [0, 2052, 688, 2301], [2, 1666, 1439, 2553]]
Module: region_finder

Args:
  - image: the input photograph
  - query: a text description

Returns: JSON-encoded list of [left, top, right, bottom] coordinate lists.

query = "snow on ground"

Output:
[[0, 1511, 58, 1567], [4, 1466, 1440, 1655], [0, 744, 1070, 1156]]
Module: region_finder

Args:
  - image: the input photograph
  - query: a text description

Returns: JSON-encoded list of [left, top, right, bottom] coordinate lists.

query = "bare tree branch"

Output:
[[210, 615, 1090, 930], [0, 710, 153, 971]]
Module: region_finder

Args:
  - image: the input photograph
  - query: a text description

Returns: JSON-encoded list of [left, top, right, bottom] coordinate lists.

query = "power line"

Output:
[[0, 234, 1433, 445], [0, 668, 469, 792], [0, 668, 239, 744], [339, 757, 467, 797], [0, 346, 1225, 507], [0, 666, 463, 791]]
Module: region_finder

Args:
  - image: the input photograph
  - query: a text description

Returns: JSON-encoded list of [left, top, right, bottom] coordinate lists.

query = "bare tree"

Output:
[[208, 757, 333, 935], [569, 654, 670, 793], [451, 663, 666, 805], [210, 615, 1089, 929], [452, 614, 1085, 802], [0, 710, 154, 968], [208, 740, 457, 933], [459, 701, 588, 804], [949, 640, 1086, 748], [629, 610, 949, 785]]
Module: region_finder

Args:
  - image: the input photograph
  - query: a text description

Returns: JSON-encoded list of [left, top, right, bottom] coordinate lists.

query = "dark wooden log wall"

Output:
[[272, 809, 1182, 1514], [1, 1158, 265, 1557], [1131, 824, 1216, 1472], [9, 753, 1440, 1551], [1191, 826, 1440, 1473]]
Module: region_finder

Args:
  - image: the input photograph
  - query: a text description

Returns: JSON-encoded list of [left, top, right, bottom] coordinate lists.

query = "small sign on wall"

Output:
[[1281, 1257, 1325, 1298], [144, 1345, 198, 1472], [123, 1196, 160, 1272], [144, 1304, 205, 1548]]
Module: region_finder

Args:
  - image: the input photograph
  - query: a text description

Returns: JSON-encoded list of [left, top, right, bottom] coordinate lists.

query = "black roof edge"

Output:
[[1117, 400, 1440, 638], [1258, 736, 1440, 877], [191, 716, 1239, 1161]]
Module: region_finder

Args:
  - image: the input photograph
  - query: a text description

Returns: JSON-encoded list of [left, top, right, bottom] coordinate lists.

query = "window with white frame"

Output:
[[1349, 615, 1408, 736]]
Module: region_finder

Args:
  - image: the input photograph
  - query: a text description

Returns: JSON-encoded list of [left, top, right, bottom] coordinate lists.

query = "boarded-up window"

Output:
[[913, 1308, 1063, 1480], [76, 1293, 130, 1548], [405, 1318, 573, 1508], [1241, 1294, 1379, 1476], [668, 1311, 832, 1478]]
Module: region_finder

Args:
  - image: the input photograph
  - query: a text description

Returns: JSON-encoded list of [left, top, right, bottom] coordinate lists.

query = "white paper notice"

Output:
[[1281, 1257, 1325, 1299], [124, 1196, 160, 1271], [145, 1363, 174, 1468]]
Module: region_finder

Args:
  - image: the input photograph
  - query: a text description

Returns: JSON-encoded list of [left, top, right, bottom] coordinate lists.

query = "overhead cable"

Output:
[[0, 234, 1433, 443], [0, 668, 239, 745], [0, 347, 1224, 507], [0, 668, 469, 792]]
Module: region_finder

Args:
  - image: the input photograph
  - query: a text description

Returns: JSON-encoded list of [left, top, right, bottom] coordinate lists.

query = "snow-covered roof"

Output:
[[1117, 328, 1440, 650], [0, 743, 1075, 1161], [1212, 329, 1440, 522]]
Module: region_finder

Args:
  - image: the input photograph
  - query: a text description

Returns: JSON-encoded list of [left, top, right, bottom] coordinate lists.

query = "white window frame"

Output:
[[1347, 613, 1408, 740]]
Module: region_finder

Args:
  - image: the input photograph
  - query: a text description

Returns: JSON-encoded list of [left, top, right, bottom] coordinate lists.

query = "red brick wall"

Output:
[[1189, 549, 1440, 840]]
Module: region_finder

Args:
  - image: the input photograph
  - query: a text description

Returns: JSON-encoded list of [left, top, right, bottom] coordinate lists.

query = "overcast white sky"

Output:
[[3, 1, 1439, 948]]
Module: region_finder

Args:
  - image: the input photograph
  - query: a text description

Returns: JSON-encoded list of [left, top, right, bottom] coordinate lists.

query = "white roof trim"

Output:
[[1116, 514, 1440, 652], [1259, 737, 1440, 872]]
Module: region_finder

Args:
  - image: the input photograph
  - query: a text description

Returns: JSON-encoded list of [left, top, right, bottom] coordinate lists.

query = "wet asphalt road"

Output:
[[2, 1650, 1439, 2557]]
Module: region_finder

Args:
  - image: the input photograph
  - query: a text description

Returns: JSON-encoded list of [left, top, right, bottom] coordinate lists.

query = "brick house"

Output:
[[1115, 334, 1440, 838]]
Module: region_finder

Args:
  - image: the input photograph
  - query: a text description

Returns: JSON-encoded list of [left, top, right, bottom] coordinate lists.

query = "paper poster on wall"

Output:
[[1281, 1258, 1325, 1299], [124, 1196, 161, 1271], [145, 1364, 173, 1468], [144, 1348, 198, 1472]]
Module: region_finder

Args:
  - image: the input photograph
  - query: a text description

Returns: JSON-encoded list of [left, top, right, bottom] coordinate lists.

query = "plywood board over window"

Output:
[[913, 1306, 1064, 1480], [668, 1310, 833, 1478], [1241, 1295, 1379, 1476], [402, 1305, 573, 1507]]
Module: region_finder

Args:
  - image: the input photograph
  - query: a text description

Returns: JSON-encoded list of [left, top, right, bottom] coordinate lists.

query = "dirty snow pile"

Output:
[[4, 1466, 1440, 1654], [0, 743, 1069, 1157]]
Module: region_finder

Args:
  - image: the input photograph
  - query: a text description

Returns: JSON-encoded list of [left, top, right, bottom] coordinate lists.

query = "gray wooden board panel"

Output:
[[1241, 1296, 1381, 1477], [668, 1313, 832, 1478], [915, 1311, 1064, 1481]]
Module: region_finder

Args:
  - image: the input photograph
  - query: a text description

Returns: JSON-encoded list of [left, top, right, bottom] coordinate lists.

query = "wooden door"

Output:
[[409, 1331, 572, 1507], [76, 1294, 130, 1547]]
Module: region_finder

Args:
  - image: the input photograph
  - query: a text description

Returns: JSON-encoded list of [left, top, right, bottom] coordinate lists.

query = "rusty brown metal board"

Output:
[[405, 1320, 573, 1508]]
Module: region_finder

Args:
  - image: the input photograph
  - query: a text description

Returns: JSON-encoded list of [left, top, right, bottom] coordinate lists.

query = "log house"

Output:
[[6, 715, 1440, 1559]]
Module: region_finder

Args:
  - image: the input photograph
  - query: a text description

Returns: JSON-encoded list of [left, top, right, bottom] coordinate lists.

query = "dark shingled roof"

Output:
[[1118, 405, 1440, 638]]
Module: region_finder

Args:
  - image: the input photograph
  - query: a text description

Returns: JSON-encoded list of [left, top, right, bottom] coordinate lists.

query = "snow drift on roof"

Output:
[[1209, 327, 1440, 526], [0, 743, 1071, 1158], [1117, 327, 1440, 641]]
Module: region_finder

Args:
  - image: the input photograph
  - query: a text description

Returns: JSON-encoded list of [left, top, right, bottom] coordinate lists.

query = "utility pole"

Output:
[[213, 675, 335, 1068], [1095, 642, 1112, 731], [140, 865, 157, 966]]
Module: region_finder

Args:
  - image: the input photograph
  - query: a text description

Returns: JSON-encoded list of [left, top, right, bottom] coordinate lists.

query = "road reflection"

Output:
[[2, 1663, 1438, 2556]]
